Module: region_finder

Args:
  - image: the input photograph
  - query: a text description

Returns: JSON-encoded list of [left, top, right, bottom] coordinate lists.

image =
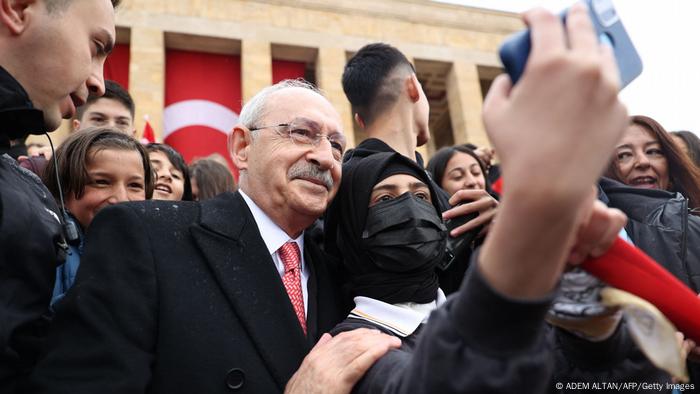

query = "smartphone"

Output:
[[499, 0, 642, 89], [437, 208, 480, 271]]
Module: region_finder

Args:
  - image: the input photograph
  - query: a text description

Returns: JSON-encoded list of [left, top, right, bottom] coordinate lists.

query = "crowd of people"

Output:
[[2, 0, 700, 393]]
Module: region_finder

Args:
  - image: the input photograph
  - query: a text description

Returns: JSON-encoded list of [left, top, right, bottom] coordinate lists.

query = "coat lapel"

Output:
[[305, 238, 348, 340], [190, 192, 309, 389]]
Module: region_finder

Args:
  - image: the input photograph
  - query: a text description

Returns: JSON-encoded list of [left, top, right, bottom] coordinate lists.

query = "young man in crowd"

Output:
[[72, 79, 136, 136], [0, 0, 118, 392]]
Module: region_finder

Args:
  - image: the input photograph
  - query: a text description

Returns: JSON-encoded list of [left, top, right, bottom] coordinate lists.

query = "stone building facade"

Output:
[[40, 0, 523, 160]]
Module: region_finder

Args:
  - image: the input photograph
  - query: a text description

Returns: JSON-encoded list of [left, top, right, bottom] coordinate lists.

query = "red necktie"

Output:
[[278, 242, 306, 334]]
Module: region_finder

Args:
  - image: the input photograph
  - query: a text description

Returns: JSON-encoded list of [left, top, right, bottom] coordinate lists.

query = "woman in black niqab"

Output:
[[334, 151, 447, 305]]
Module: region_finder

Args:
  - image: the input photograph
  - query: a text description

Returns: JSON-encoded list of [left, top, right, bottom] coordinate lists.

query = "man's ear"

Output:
[[71, 118, 81, 133], [229, 125, 252, 171], [354, 113, 366, 130], [406, 74, 421, 103], [0, 0, 36, 35]]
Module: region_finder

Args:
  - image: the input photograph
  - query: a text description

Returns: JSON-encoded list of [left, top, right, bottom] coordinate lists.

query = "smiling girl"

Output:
[[146, 143, 193, 201], [43, 127, 154, 305]]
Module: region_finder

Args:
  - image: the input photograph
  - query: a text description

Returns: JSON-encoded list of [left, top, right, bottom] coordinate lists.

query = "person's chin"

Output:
[[290, 188, 328, 216], [41, 110, 64, 133], [153, 190, 175, 201], [634, 183, 660, 190]]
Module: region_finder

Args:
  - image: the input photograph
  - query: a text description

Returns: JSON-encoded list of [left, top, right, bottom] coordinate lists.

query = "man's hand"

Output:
[[442, 189, 498, 238], [285, 329, 401, 394]]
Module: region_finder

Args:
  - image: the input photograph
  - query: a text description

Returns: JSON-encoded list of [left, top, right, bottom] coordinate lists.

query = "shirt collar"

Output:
[[239, 189, 304, 255], [349, 289, 446, 337]]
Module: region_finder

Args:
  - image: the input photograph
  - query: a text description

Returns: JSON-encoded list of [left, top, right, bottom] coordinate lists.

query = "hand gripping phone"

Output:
[[437, 207, 480, 272], [499, 0, 643, 89]]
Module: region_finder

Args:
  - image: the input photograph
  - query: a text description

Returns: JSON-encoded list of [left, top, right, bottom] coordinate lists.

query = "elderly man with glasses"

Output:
[[30, 79, 399, 394]]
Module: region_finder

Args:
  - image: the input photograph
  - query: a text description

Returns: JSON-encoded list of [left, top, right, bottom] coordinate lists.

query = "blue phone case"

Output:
[[499, 0, 642, 89]]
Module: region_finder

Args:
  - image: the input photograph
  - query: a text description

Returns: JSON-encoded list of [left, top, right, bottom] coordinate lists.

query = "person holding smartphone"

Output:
[[306, 3, 670, 393]]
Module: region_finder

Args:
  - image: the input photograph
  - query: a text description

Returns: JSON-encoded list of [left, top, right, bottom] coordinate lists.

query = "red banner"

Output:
[[273, 60, 307, 84], [104, 43, 130, 89]]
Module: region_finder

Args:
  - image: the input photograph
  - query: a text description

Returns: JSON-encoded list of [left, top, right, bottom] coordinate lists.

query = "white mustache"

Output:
[[288, 162, 333, 190]]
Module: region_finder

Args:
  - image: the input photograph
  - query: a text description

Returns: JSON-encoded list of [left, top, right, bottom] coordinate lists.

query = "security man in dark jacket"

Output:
[[0, 0, 119, 391], [0, 69, 66, 392]]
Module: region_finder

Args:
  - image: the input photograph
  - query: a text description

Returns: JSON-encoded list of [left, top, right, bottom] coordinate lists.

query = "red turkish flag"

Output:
[[141, 118, 156, 144], [163, 50, 306, 179], [164, 50, 241, 176]]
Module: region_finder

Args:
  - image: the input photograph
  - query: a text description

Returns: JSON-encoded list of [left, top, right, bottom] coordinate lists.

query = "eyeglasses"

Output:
[[250, 122, 347, 162]]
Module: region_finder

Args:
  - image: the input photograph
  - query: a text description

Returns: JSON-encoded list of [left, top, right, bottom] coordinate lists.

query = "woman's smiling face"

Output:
[[612, 124, 670, 191]]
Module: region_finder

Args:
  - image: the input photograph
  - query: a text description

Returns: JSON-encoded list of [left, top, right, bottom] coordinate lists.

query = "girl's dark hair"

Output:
[[426, 145, 491, 193], [43, 127, 154, 201], [607, 115, 700, 210], [146, 143, 193, 201], [189, 158, 237, 201], [671, 130, 700, 169]]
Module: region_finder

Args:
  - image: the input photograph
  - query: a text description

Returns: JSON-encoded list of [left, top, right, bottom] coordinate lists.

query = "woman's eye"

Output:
[[129, 183, 144, 190], [378, 195, 393, 202], [647, 148, 664, 157], [617, 152, 631, 161], [415, 192, 428, 200]]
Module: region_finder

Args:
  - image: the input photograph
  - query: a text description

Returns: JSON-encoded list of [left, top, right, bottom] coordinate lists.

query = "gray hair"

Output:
[[46, 0, 121, 13], [239, 79, 324, 129]]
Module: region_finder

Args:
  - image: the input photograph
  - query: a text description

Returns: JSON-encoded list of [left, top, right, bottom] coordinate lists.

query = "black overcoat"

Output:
[[29, 191, 345, 393]]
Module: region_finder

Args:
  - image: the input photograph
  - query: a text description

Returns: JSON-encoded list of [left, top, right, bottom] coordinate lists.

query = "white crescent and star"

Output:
[[163, 99, 239, 138]]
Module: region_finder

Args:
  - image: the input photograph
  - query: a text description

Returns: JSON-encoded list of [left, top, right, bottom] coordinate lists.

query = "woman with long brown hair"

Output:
[[607, 115, 700, 211]]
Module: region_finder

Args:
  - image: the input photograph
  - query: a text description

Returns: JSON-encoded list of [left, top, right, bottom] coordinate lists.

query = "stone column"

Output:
[[446, 60, 489, 148], [129, 27, 165, 141], [241, 40, 272, 104], [315, 47, 354, 147]]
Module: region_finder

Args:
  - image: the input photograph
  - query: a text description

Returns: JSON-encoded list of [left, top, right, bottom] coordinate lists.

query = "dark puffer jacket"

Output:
[[599, 177, 700, 293]]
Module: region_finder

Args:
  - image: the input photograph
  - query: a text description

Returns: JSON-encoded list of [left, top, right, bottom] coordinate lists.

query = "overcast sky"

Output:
[[435, 0, 699, 134]]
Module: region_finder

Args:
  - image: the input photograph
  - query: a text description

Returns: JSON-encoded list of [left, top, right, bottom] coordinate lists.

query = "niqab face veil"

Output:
[[334, 152, 446, 304]]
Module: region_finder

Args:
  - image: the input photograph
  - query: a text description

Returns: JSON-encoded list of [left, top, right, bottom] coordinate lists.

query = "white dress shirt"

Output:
[[240, 190, 309, 314]]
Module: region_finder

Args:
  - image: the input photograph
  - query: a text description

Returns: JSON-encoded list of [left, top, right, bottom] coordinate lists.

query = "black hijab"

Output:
[[335, 152, 444, 304]]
